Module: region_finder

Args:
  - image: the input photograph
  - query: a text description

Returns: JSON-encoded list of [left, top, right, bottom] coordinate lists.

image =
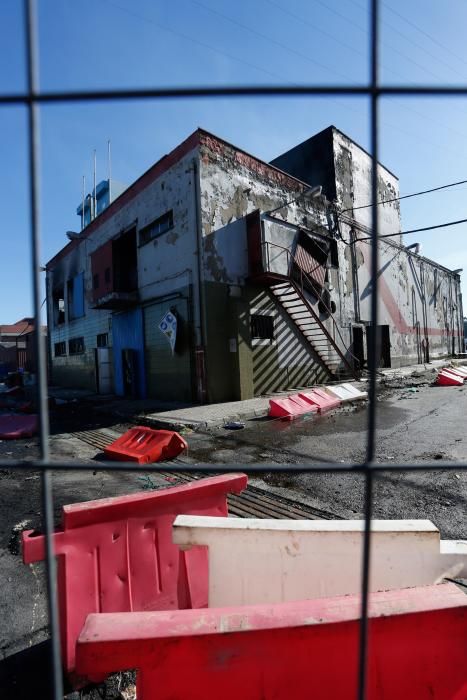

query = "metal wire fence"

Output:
[[2, 0, 467, 698]]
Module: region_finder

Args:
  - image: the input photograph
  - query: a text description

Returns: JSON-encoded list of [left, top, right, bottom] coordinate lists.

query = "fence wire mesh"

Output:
[[2, 0, 466, 698]]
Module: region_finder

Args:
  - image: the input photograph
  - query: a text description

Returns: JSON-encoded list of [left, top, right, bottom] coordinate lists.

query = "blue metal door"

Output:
[[112, 308, 146, 398]]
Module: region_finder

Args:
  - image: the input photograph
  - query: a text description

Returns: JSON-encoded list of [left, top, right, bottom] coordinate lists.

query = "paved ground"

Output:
[[0, 371, 466, 698]]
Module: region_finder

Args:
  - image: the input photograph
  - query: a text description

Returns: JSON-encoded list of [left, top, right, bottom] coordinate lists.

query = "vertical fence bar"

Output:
[[357, 0, 379, 698], [24, 1, 63, 698]]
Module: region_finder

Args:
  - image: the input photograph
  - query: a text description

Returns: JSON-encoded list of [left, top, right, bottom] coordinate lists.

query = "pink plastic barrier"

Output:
[[299, 388, 341, 413], [76, 583, 467, 700], [0, 413, 38, 439], [22, 474, 247, 684], [268, 396, 317, 420]]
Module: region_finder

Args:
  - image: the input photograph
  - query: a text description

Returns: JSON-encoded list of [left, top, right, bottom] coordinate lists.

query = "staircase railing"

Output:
[[261, 240, 360, 378]]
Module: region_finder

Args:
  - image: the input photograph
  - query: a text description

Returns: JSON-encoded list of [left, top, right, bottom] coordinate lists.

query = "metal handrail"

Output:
[[261, 240, 360, 377]]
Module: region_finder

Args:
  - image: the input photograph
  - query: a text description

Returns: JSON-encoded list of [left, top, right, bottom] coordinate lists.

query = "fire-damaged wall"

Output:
[[46, 133, 200, 397], [46, 125, 463, 402], [198, 132, 333, 401], [331, 129, 463, 367], [273, 125, 463, 369]]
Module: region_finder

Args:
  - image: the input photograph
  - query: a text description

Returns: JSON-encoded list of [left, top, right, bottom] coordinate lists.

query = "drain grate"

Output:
[[74, 427, 342, 520]]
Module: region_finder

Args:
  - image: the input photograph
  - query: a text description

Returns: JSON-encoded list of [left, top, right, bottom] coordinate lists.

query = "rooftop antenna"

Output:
[[93, 149, 97, 220], [108, 139, 112, 204], [81, 175, 85, 230]]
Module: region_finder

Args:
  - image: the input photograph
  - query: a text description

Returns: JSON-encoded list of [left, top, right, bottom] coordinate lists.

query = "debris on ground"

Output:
[[224, 421, 245, 430]]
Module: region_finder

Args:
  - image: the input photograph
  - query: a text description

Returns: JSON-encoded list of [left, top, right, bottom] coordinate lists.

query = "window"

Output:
[[68, 336, 85, 355], [97, 332, 108, 348], [67, 273, 85, 320], [53, 286, 65, 326], [54, 341, 66, 357], [93, 273, 99, 290], [139, 210, 174, 245], [251, 313, 274, 341], [104, 267, 111, 283]]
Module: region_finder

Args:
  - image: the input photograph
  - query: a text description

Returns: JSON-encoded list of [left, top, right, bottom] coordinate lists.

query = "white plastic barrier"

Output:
[[173, 516, 467, 607], [450, 365, 467, 377], [326, 383, 368, 402]]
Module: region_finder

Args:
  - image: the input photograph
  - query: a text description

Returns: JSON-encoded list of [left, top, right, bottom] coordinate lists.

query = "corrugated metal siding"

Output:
[[294, 244, 326, 288], [112, 308, 146, 398], [144, 297, 193, 402]]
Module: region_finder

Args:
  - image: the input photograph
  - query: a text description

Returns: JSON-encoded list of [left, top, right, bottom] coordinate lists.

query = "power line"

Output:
[[382, 1, 467, 71], [353, 216, 467, 242], [340, 177, 467, 213]]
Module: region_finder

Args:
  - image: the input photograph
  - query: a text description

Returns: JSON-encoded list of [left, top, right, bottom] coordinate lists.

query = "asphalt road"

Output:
[[0, 378, 466, 697], [187, 381, 467, 540]]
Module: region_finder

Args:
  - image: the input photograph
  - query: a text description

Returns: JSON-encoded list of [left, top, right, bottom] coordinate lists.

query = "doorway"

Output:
[[366, 325, 391, 368]]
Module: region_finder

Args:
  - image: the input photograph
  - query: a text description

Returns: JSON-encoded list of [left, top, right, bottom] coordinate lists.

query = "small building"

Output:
[[45, 127, 464, 403], [0, 317, 44, 378]]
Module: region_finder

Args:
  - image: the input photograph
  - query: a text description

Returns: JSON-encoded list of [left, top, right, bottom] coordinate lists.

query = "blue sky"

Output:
[[2, 0, 467, 322]]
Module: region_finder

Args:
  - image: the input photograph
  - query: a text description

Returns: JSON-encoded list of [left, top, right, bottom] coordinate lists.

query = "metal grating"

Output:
[[2, 1, 466, 698]]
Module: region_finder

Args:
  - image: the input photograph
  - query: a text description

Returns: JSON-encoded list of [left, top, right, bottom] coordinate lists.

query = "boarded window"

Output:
[[67, 273, 85, 320], [139, 210, 174, 245], [97, 332, 108, 347], [251, 314, 274, 340], [54, 341, 66, 357], [68, 336, 85, 355]]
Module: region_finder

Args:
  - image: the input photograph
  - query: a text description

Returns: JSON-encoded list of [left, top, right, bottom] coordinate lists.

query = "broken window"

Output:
[[113, 228, 137, 292], [52, 286, 65, 326], [330, 239, 339, 267], [67, 272, 85, 320], [54, 341, 66, 357], [139, 210, 174, 245], [251, 314, 274, 341], [68, 336, 85, 355], [96, 333, 108, 348]]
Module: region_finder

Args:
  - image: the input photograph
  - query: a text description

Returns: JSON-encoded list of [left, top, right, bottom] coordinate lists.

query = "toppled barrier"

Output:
[[0, 414, 38, 439], [173, 516, 467, 607], [437, 369, 464, 386], [268, 396, 318, 420], [325, 383, 368, 402], [298, 388, 341, 413], [22, 473, 247, 683], [104, 426, 188, 463], [76, 583, 467, 699]]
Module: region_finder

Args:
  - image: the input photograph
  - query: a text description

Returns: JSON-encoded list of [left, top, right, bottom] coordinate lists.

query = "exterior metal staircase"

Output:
[[270, 280, 355, 379], [259, 241, 358, 380]]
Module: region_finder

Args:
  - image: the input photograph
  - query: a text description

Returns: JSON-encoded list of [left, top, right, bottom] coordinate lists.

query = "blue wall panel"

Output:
[[112, 308, 146, 398], [73, 272, 85, 318]]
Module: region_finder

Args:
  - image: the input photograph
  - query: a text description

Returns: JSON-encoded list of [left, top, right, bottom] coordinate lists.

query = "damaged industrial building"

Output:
[[45, 126, 464, 403]]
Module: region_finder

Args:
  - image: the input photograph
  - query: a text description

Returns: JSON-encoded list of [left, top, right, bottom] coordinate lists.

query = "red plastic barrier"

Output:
[[76, 583, 467, 700], [269, 396, 317, 420], [298, 388, 341, 413], [0, 413, 38, 439], [437, 370, 464, 386], [104, 427, 188, 463], [22, 473, 247, 684]]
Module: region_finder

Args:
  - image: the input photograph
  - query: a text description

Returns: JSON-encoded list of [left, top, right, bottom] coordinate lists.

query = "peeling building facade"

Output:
[[46, 126, 464, 403]]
